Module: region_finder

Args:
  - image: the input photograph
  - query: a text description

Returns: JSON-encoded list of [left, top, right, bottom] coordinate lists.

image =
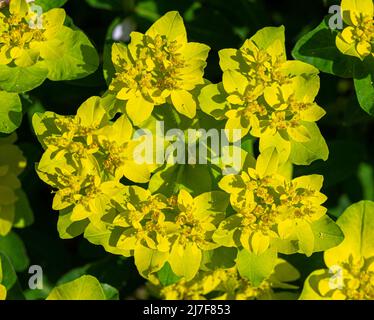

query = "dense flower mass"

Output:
[[153, 259, 299, 300], [336, 0, 374, 60], [109, 11, 210, 125], [28, 10, 355, 301], [109, 187, 229, 280], [215, 147, 327, 256], [0, 134, 26, 236], [33, 97, 153, 221]]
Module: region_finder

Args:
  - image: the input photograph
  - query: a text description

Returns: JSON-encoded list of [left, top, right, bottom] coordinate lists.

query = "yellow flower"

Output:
[[109, 11, 210, 125], [155, 259, 299, 300], [0, 0, 66, 67], [300, 201, 374, 300], [336, 0, 374, 60], [215, 148, 327, 255], [199, 26, 326, 166]]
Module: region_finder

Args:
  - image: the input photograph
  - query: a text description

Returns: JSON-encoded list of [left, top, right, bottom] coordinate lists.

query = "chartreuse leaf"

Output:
[[299, 269, 329, 300], [310, 216, 344, 253], [292, 17, 356, 78], [168, 242, 201, 281], [0, 232, 29, 272], [198, 83, 228, 120], [0, 64, 49, 93], [134, 245, 168, 279], [57, 209, 89, 240], [324, 201, 374, 266], [47, 275, 116, 300], [289, 122, 329, 165], [45, 27, 99, 81], [0, 91, 22, 134], [236, 247, 277, 287]]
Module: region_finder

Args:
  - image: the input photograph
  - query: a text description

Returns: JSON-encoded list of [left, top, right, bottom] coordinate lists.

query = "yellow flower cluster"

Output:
[[336, 0, 374, 60], [33, 96, 153, 222], [109, 11, 210, 125], [154, 259, 299, 300], [199, 26, 327, 165], [0, 0, 66, 67], [215, 148, 327, 256]]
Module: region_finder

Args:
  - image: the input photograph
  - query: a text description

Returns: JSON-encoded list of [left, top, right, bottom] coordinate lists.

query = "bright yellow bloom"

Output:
[[33, 97, 154, 221], [109, 11, 210, 125], [0, 0, 66, 67], [225, 75, 325, 144], [336, 0, 374, 60], [215, 148, 327, 255], [112, 188, 228, 280], [199, 26, 326, 165], [165, 190, 227, 280], [154, 259, 299, 300], [114, 186, 170, 253], [300, 201, 374, 300], [0, 133, 26, 236]]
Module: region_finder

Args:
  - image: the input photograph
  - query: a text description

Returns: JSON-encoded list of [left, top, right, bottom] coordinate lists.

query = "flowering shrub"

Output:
[[0, 0, 373, 301]]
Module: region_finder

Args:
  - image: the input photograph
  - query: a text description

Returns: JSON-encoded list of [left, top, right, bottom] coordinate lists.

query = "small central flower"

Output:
[[339, 257, 374, 300]]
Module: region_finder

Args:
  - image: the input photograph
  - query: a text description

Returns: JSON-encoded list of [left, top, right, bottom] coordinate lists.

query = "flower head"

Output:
[[153, 259, 299, 300], [301, 201, 374, 300], [336, 0, 374, 60], [109, 11, 210, 125], [198, 26, 326, 165], [215, 148, 327, 255], [0, 0, 66, 67]]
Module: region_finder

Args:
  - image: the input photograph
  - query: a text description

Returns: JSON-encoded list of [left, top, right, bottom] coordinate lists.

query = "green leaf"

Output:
[[198, 83, 229, 120], [0, 253, 17, 291], [57, 210, 89, 239], [157, 262, 181, 286], [149, 164, 213, 197], [289, 122, 329, 165], [201, 247, 237, 271], [292, 17, 356, 78], [324, 200, 374, 266], [236, 247, 277, 287], [134, 245, 168, 279], [0, 64, 48, 93], [353, 57, 374, 115], [44, 27, 99, 81], [168, 242, 201, 281], [310, 216, 344, 252], [46, 275, 108, 300], [0, 91, 22, 134], [0, 232, 29, 272], [13, 190, 34, 229], [299, 269, 328, 300]]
